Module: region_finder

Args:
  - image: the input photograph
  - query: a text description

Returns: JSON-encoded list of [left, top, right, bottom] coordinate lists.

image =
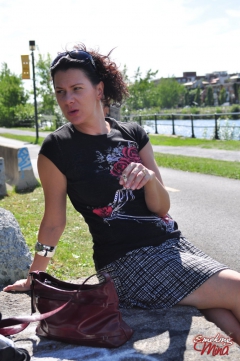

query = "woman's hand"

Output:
[[118, 142, 170, 217], [119, 162, 154, 190], [3, 279, 31, 292]]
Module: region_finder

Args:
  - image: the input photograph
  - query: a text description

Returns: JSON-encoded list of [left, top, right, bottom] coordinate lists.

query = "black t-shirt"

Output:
[[39, 118, 180, 269]]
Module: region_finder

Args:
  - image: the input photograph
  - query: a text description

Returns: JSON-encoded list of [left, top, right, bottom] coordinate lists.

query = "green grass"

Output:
[[155, 153, 240, 179], [1, 131, 240, 150], [0, 133, 45, 145], [0, 188, 95, 281], [149, 134, 240, 151]]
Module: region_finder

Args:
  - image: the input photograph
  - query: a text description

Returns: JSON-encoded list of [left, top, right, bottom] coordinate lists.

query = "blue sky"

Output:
[[0, 0, 240, 85]]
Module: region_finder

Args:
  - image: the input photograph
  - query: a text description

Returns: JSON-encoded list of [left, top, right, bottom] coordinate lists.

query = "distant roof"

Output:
[[210, 78, 219, 84], [230, 75, 240, 80], [183, 81, 194, 86]]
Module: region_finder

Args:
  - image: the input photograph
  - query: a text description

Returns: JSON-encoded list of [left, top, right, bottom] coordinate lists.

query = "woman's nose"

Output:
[[65, 92, 74, 104]]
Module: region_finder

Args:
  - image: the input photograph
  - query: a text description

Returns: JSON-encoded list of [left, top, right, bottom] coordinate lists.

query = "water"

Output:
[[141, 119, 240, 140]]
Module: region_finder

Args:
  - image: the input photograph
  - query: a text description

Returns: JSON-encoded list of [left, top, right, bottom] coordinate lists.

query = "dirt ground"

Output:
[[0, 276, 96, 319], [0, 286, 31, 319]]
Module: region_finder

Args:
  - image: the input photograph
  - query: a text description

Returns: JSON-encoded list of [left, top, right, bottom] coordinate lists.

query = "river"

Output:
[[141, 119, 240, 140]]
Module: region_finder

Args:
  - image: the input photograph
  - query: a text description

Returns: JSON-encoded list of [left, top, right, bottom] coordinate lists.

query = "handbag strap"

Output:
[[81, 272, 111, 286], [0, 299, 71, 336]]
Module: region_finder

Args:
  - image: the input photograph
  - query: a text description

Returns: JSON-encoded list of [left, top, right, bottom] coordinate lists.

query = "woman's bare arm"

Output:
[[3, 154, 67, 292]]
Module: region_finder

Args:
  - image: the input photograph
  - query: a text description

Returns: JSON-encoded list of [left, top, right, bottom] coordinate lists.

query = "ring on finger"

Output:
[[142, 168, 147, 176], [122, 174, 127, 182]]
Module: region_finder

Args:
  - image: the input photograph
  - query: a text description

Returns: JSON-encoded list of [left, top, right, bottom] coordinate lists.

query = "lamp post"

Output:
[[29, 40, 38, 141]]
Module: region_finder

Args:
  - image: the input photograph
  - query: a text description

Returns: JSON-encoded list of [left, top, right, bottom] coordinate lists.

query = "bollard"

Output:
[[0, 145, 38, 192], [16, 147, 38, 191], [0, 157, 7, 196]]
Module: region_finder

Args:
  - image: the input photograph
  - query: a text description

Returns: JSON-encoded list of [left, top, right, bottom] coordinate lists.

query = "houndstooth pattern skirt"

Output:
[[99, 237, 228, 309]]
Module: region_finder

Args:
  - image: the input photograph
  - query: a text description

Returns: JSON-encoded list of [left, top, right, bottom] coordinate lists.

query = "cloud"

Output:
[[0, 0, 239, 79], [226, 9, 240, 17]]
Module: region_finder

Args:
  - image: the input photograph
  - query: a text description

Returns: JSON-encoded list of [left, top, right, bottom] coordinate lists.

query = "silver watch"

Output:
[[35, 241, 56, 258]]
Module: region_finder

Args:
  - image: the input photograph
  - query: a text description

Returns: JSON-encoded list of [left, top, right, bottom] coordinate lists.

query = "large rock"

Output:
[[0, 208, 32, 284]]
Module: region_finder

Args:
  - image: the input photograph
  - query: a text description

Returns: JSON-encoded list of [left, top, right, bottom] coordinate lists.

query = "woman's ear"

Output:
[[96, 81, 104, 100]]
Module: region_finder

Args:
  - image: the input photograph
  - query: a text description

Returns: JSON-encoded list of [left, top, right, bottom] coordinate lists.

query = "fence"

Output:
[[121, 113, 240, 140]]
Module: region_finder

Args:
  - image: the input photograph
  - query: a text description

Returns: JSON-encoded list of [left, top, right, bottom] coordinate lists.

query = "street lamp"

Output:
[[29, 40, 38, 141]]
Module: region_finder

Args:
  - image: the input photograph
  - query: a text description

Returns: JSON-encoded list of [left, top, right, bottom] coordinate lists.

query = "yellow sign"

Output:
[[21, 55, 30, 79]]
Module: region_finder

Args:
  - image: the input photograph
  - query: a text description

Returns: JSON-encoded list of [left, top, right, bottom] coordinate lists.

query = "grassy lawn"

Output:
[[0, 133, 45, 145], [149, 134, 240, 151], [0, 188, 95, 281], [155, 153, 240, 179]]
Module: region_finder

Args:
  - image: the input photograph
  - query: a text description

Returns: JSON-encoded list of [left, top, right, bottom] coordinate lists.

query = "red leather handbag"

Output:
[[0, 271, 133, 348]]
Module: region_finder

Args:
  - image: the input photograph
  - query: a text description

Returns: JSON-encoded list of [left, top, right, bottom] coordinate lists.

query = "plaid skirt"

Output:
[[99, 237, 228, 309]]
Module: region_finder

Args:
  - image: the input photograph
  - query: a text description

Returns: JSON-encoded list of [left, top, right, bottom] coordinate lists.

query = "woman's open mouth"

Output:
[[68, 109, 79, 116]]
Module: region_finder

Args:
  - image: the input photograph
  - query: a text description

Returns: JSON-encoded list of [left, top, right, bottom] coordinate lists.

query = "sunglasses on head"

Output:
[[50, 50, 96, 70]]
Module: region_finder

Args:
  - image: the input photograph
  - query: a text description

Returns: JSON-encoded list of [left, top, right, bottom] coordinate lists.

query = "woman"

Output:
[[4, 44, 240, 345]]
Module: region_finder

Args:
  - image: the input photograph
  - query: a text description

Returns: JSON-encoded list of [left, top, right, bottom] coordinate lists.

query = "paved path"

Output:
[[153, 145, 240, 162]]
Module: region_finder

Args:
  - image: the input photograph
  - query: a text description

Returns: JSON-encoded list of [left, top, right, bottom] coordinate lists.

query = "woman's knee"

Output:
[[178, 269, 240, 309]]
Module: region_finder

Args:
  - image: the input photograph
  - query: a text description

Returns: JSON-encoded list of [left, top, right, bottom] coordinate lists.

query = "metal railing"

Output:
[[121, 113, 240, 140]]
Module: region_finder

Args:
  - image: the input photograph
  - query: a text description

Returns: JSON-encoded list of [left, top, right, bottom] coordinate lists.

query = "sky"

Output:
[[0, 0, 240, 87]]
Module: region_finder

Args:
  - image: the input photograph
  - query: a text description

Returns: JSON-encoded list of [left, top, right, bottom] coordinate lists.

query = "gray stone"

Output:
[[0, 208, 32, 284]]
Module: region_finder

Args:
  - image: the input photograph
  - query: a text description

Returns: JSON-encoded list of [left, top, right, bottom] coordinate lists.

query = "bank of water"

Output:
[[141, 119, 240, 140]]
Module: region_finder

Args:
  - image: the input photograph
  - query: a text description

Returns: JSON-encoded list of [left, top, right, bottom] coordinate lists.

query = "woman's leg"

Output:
[[201, 308, 240, 341], [178, 269, 240, 345]]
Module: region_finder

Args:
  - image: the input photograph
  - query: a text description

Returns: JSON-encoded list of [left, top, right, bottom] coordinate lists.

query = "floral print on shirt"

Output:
[[92, 141, 175, 232], [95, 141, 142, 178]]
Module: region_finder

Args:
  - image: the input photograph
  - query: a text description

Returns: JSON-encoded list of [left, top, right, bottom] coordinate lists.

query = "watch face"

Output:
[[35, 242, 42, 251], [35, 242, 43, 251], [35, 242, 56, 258]]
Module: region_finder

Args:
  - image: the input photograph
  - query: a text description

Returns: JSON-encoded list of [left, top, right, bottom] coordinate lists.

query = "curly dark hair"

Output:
[[50, 43, 129, 106]]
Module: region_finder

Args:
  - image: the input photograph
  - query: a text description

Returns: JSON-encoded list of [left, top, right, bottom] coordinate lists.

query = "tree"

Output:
[[125, 68, 159, 111], [0, 63, 30, 127], [156, 78, 185, 109], [194, 87, 201, 106], [35, 54, 63, 128], [205, 86, 214, 106], [219, 87, 226, 105], [121, 64, 129, 84], [185, 90, 190, 106], [36, 53, 58, 124], [233, 82, 239, 103], [185, 87, 201, 107]]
